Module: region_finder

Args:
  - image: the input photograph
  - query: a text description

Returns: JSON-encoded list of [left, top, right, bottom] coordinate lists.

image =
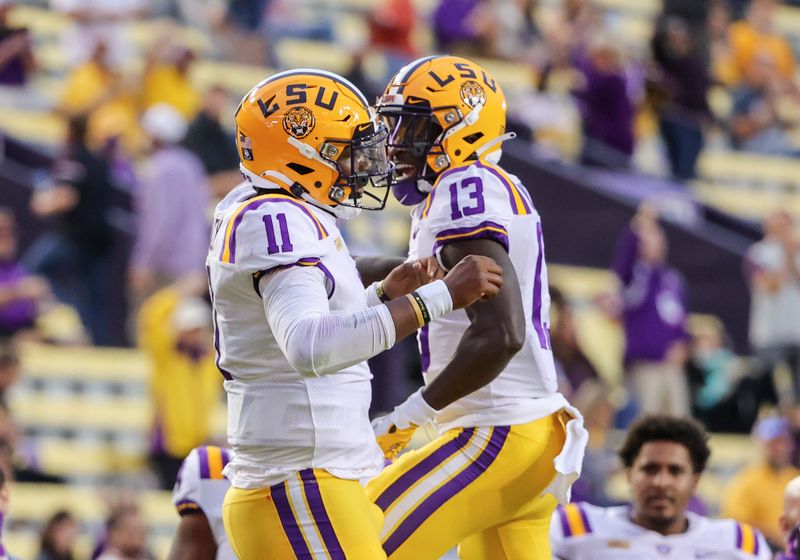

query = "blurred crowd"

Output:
[[2, 0, 800, 557]]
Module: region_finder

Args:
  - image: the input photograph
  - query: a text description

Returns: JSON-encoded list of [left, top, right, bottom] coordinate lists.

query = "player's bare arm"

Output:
[[422, 238, 525, 410], [168, 513, 217, 560]]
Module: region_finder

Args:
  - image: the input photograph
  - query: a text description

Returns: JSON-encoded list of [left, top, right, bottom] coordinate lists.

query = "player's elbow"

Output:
[[494, 324, 525, 360], [284, 345, 321, 378]]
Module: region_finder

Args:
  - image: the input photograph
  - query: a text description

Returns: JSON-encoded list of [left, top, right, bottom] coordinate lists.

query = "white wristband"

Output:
[[414, 279, 453, 322], [365, 282, 382, 307], [393, 387, 438, 429]]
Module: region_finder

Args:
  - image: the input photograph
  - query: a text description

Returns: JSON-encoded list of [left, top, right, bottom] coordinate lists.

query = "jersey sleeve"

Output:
[[729, 521, 770, 559], [423, 163, 528, 256], [172, 448, 203, 517], [217, 197, 331, 274]]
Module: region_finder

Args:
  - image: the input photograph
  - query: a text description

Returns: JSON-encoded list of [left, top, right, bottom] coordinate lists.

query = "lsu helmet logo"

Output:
[[283, 107, 315, 139], [460, 80, 486, 109]]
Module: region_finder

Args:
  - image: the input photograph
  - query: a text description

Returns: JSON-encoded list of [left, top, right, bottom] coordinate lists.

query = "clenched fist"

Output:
[[443, 255, 503, 309]]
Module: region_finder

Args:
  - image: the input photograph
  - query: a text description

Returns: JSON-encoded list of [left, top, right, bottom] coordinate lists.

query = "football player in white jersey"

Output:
[[551, 415, 771, 560], [169, 446, 234, 560], [364, 55, 588, 560], [208, 69, 503, 559]]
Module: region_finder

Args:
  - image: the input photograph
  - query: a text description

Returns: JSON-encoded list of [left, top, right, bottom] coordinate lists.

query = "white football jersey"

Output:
[[207, 183, 384, 488], [550, 502, 771, 560], [409, 161, 566, 431], [172, 446, 235, 560]]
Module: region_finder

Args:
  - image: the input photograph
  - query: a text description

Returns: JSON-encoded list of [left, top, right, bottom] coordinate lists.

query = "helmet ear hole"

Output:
[[287, 163, 314, 175]]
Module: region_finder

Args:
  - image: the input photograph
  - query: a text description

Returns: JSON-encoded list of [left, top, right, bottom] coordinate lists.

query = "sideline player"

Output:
[[365, 55, 588, 560], [551, 415, 770, 559], [209, 69, 503, 559], [169, 446, 233, 560]]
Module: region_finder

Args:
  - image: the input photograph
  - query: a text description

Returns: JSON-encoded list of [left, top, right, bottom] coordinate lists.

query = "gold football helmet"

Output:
[[376, 56, 513, 205], [235, 69, 391, 218]]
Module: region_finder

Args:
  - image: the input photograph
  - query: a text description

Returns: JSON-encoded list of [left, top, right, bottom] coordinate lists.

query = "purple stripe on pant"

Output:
[[271, 480, 312, 557], [375, 428, 476, 512], [383, 426, 511, 556], [299, 470, 345, 559]]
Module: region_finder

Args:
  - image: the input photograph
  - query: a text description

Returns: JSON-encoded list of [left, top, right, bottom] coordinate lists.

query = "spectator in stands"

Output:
[[551, 415, 770, 558], [58, 40, 143, 154], [142, 45, 201, 121], [181, 85, 239, 199], [727, 0, 794, 87], [569, 380, 620, 506], [722, 416, 800, 548], [0, 0, 34, 92], [432, 0, 496, 56], [492, 0, 542, 62], [139, 275, 220, 490], [36, 510, 77, 560], [687, 316, 747, 432], [50, 0, 147, 67], [129, 104, 210, 306], [650, 16, 711, 180], [550, 286, 600, 395], [709, 0, 737, 85], [729, 52, 798, 156], [96, 506, 151, 560], [367, 0, 417, 74], [25, 116, 115, 345], [746, 210, 800, 405], [572, 34, 635, 169], [611, 204, 690, 416], [780, 476, 800, 560], [0, 210, 49, 339]]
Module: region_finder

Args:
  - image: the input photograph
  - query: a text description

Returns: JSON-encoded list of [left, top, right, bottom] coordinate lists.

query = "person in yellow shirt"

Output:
[[726, 0, 795, 86], [139, 275, 222, 490], [141, 46, 201, 121], [721, 417, 800, 549]]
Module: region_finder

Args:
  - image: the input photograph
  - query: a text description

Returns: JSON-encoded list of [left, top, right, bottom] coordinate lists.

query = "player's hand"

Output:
[[382, 256, 445, 300], [442, 255, 503, 309], [371, 388, 437, 459]]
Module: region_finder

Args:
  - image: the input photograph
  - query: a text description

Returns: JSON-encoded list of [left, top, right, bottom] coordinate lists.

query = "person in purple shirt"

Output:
[[573, 34, 635, 169], [611, 204, 690, 417], [433, 0, 482, 52], [129, 104, 210, 310]]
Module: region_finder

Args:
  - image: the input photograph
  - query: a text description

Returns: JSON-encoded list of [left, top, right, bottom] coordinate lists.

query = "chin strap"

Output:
[[476, 132, 516, 158]]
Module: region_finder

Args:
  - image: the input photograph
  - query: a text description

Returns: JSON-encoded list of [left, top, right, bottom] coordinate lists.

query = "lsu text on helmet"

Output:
[[377, 55, 514, 206], [235, 68, 392, 219]]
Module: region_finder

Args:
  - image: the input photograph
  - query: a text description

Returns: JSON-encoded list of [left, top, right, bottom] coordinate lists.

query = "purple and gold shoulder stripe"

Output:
[[735, 522, 761, 556], [557, 503, 593, 538], [198, 446, 230, 480], [219, 193, 329, 264]]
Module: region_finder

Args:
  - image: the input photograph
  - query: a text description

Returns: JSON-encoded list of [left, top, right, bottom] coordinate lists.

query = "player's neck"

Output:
[[631, 510, 689, 536]]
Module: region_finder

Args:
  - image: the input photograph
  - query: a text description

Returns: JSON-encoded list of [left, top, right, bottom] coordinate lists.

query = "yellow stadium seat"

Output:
[[20, 343, 149, 384], [36, 440, 146, 477], [10, 394, 153, 432]]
